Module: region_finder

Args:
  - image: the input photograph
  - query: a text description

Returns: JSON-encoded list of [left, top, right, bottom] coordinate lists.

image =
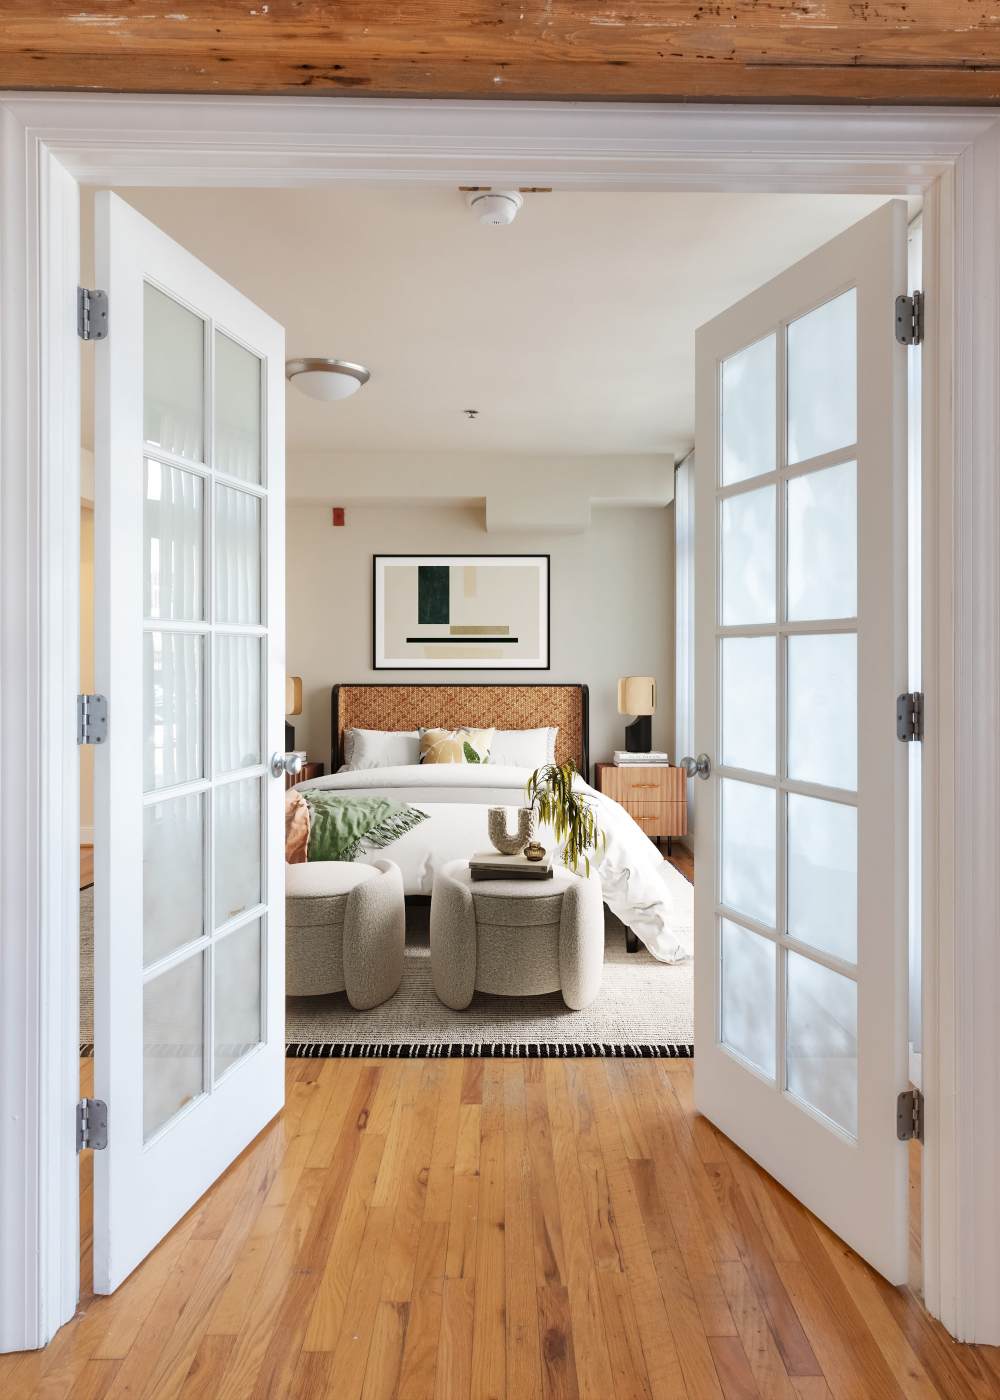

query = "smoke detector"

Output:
[[466, 189, 523, 226]]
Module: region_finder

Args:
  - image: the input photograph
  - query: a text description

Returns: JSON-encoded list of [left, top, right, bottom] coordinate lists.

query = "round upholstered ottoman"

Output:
[[285, 858, 405, 1009], [429, 859, 604, 1012]]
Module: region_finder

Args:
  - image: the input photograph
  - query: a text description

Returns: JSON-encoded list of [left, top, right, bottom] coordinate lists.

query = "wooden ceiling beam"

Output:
[[1, 2, 999, 104]]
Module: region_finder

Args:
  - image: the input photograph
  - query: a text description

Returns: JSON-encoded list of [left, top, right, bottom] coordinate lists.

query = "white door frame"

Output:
[[0, 94, 997, 1350]]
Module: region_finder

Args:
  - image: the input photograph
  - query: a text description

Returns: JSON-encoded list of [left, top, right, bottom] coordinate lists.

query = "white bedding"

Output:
[[295, 764, 692, 963]]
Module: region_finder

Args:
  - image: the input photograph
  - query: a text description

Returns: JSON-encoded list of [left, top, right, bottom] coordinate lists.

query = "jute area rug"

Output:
[[80, 866, 694, 1059]]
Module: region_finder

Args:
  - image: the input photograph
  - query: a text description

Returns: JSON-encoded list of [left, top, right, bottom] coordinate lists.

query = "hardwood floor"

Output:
[[4, 1056, 999, 1398], [80, 843, 94, 889]]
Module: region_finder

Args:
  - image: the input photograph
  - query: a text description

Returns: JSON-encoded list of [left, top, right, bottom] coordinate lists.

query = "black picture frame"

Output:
[[371, 553, 551, 671]]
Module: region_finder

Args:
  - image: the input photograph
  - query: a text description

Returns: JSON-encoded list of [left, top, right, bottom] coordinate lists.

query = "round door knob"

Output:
[[680, 753, 712, 781], [270, 751, 304, 779]]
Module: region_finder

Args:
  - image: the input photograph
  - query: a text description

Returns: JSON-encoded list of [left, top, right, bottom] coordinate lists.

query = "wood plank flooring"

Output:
[[3, 1056, 999, 1398]]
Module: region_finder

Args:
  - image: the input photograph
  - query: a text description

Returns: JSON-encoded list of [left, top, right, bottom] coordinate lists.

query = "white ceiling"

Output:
[[84, 186, 903, 459]]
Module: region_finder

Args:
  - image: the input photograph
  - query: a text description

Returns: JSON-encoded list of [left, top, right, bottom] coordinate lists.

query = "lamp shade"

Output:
[[285, 675, 303, 716], [617, 676, 656, 717]]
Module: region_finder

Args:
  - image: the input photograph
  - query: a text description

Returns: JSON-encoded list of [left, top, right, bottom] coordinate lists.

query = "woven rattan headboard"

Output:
[[331, 684, 589, 773]]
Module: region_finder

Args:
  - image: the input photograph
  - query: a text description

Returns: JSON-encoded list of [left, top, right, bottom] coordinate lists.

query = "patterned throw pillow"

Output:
[[419, 727, 495, 765]]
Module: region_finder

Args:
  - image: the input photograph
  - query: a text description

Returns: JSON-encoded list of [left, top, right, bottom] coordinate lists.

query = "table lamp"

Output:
[[617, 675, 655, 753], [285, 674, 302, 751]]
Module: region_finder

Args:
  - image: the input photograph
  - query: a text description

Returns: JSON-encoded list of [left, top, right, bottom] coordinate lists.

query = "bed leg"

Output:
[[625, 929, 640, 954]]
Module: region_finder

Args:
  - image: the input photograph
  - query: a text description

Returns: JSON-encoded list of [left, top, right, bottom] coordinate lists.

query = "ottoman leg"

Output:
[[430, 872, 477, 1010], [559, 875, 605, 1010], [343, 862, 405, 1010]]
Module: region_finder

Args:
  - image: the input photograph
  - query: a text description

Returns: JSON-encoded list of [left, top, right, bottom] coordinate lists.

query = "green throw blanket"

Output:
[[305, 792, 428, 863]]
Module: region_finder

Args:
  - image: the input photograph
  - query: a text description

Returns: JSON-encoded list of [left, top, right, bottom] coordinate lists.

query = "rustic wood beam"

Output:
[[0, 1, 999, 103]]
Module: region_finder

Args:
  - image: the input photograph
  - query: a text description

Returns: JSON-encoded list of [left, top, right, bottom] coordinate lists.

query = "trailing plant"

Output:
[[525, 760, 606, 875]]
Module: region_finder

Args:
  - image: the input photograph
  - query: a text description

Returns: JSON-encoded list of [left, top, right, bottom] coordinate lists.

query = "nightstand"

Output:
[[285, 760, 324, 791], [594, 763, 688, 854]]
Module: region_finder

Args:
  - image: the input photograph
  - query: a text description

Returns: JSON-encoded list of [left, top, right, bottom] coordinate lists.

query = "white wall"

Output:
[[286, 502, 674, 772]]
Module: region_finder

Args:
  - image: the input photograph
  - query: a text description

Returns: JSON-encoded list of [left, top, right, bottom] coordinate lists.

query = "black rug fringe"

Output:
[[285, 1041, 694, 1059], [80, 1041, 693, 1060]]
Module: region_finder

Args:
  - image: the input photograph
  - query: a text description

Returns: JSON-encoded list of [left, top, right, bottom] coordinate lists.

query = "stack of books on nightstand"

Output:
[[469, 852, 554, 882], [612, 750, 670, 766]]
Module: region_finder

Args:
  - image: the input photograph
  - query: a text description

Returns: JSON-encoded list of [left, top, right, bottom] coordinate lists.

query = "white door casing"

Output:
[[693, 200, 909, 1283], [92, 192, 286, 1292]]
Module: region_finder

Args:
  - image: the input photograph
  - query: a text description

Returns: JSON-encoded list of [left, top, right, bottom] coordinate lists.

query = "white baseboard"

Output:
[[909, 1045, 922, 1090], [80, 826, 93, 846]]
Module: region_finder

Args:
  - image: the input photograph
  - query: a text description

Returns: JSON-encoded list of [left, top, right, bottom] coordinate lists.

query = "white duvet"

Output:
[[295, 765, 692, 963]]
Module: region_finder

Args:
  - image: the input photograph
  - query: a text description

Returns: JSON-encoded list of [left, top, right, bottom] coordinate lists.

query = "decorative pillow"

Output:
[[419, 726, 495, 765], [489, 726, 558, 768], [342, 728, 421, 770]]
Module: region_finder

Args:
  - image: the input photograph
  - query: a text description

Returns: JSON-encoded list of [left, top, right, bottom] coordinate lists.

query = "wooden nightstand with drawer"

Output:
[[594, 763, 688, 854]]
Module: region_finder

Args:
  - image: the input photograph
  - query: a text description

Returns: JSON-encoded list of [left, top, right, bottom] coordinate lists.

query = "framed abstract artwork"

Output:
[[372, 554, 551, 670]]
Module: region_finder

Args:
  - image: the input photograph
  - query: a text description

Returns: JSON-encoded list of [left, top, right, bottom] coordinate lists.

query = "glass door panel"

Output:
[[721, 918, 776, 1078], [143, 952, 205, 1142], [787, 633, 857, 790], [787, 288, 857, 464], [214, 777, 263, 928], [144, 459, 204, 621], [720, 635, 776, 775], [215, 330, 262, 484], [787, 793, 857, 963], [143, 284, 205, 463], [214, 919, 263, 1081], [720, 778, 776, 926], [721, 333, 776, 485], [786, 460, 857, 621], [721, 485, 776, 626], [143, 631, 203, 792], [143, 793, 205, 965], [786, 951, 858, 1136], [215, 485, 262, 625]]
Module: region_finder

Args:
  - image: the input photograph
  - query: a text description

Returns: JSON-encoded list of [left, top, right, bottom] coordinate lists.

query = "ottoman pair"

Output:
[[285, 857, 605, 1012]]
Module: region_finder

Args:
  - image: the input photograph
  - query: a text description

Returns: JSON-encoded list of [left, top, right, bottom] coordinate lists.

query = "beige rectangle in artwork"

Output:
[[448, 624, 510, 636], [420, 645, 507, 660]]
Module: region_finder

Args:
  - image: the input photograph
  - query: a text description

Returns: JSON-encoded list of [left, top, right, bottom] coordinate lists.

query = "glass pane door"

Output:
[[141, 284, 267, 1142], [693, 199, 910, 1285], [717, 286, 860, 1138]]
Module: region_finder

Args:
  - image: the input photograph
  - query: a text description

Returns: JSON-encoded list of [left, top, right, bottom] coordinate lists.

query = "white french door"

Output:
[[92, 193, 286, 1292], [693, 201, 910, 1282]]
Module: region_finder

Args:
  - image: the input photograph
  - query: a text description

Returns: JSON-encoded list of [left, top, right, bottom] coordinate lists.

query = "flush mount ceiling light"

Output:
[[285, 358, 370, 402]]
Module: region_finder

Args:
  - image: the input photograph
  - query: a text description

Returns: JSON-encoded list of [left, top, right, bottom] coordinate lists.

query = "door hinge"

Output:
[[77, 693, 108, 745], [77, 286, 109, 342], [895, 291, 923, 346], [77, 1098, 108, 1152], [897, 1088, 924, 1143], [896, 691, 924, 743]]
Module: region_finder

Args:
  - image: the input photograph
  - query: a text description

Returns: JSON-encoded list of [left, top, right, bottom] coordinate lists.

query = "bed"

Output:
[[292, 683, 692, 963]]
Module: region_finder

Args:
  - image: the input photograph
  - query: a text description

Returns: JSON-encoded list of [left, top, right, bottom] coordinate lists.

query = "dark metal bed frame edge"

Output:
[[331, 682, 591, 779]]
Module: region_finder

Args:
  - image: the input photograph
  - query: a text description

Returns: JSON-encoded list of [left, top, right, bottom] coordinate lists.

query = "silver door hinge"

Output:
[[77, 286, 109, 341], [897, 1088, 924, 1143], [77, 1098, 108, 1152], [895, 291, 923, 346], [896, 691, 923, 743], [77, 693, 108, 745]]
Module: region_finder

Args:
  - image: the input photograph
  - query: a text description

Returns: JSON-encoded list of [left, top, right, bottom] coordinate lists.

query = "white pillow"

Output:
[[489, 726, 558, 768], [342, 728, 420, 770]]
